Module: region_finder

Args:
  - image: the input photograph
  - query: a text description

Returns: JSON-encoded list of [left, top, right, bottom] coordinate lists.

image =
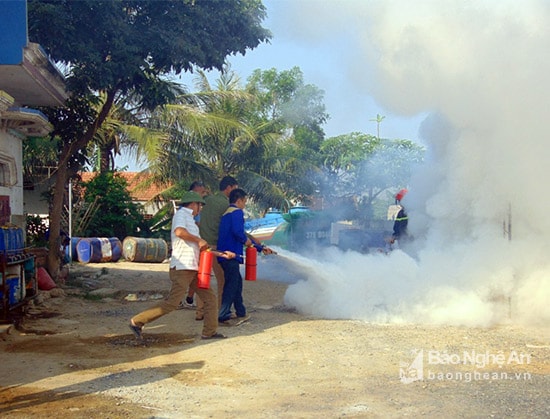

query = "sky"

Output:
[[117, 0, 427, 170], [250, 0, 549, 328], [217, 0, 428, 140]]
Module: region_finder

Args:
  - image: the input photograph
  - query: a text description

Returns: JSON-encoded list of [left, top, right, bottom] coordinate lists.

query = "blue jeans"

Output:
[[218, 259, 246, 322]]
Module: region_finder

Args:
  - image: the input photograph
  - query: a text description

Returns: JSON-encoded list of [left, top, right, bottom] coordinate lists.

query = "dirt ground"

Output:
[[1, 259, 549, 418]]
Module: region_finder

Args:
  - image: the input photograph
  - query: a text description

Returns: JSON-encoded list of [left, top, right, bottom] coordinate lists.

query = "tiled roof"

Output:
[[79, 172, 170, 202]]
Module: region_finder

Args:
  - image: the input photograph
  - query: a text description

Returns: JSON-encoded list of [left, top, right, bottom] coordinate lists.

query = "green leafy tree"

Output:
[[246, 67, 328, 133], [25, 214, 49, 248], [243, 67, 329, 203], [87, 91, 176, 172], [27, 0, 270, 277], [23, 136, 60, 188], [141, 68, 289, 209], [321, 132, 379, 175], [353, 138, 424, 220], [81, 172, 143, 240], [319, 132, 379, 207], [320, 133, 425, 221], [140, 66, 332, 212]]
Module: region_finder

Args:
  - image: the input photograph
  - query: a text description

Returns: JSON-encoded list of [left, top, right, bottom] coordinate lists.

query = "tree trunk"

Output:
[[46, 89, 117, 279], [45, 159, 68, 279], [100, 146, 111, 172]]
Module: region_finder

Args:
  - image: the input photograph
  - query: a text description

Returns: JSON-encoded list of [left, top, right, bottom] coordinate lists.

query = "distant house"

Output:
[[24, 170, 170, 221], [79, 172, 169, 218], [0, 0, 68, 227]]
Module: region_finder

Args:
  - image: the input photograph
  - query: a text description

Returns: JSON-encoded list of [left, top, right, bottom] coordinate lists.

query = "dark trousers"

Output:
[[218, 259, 246, 322]]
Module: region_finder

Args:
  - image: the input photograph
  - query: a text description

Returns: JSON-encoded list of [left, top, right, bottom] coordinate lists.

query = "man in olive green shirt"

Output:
[[195, 176, 238, 320]]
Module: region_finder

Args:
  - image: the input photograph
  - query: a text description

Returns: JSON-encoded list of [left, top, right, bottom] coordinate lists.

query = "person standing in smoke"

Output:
[[386, 189, 409, 252], [392, 205, 408, 242]]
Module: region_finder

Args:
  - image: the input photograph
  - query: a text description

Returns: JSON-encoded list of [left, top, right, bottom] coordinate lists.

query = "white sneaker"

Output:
[[177, 299, 196, 310]]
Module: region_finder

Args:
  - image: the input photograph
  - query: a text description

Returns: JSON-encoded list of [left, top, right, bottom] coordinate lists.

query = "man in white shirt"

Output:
[[129, 191, 232, 340], [179, 180, 209, 309]]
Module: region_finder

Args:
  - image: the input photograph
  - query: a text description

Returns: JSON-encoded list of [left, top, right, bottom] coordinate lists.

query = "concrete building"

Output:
[[0, 0, 68, 227]]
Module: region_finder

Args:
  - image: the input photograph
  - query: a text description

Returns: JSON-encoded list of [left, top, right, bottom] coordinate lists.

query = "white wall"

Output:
[[0, 128, 24, 225]]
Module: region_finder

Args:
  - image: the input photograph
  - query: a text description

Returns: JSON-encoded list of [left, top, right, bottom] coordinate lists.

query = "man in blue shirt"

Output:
[[216, 188, 273, 324]]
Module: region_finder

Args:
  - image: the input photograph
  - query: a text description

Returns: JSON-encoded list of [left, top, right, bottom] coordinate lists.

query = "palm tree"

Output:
[[138, 69, 295, 210], [370, 113, 386, 139], [87, 78, 186, 173]]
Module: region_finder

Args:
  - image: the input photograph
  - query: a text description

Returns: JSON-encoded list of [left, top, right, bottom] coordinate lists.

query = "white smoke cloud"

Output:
[[277, 1, 550, 327]]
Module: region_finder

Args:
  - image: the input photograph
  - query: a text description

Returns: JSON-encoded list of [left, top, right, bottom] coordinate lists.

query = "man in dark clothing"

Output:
[[193, 176, 239, 320], [216, 188, 272, 324], [393, 205, 408, 241]]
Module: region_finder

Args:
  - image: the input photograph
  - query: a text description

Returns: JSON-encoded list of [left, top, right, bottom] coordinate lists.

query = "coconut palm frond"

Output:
[[237, 170, 288, 210]]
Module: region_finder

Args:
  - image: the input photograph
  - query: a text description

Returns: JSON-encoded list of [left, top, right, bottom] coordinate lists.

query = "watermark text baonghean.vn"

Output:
[[427, 350, 531, 368], [399, 349, 533, 384]]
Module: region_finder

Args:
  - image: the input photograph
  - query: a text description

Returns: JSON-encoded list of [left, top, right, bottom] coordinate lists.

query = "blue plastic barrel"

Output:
[[0, 227, 6, 253], [0, 225, 24, 255], [5, 275, 21, 305], [76, 237, 122, 263], [65, 237, 80, 261]]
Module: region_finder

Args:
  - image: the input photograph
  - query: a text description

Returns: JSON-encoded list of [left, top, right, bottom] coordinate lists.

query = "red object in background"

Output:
[[396, 188, 408, 202], [245, 246, 257, 281], [37, 267, 56, 290], [0, 196, 10, 225], [197, 250, 213, 289]]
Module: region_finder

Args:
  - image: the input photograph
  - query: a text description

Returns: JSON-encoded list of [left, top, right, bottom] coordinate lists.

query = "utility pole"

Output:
[[503, 203, 512, 241]]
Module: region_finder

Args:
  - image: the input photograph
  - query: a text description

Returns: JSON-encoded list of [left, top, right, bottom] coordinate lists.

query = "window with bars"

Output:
[[0, 153, 16, 187]]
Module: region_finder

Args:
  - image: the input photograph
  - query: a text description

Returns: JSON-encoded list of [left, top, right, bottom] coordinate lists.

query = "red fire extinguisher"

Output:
[[245, 246, 257, 281], [197, 249, 213, 289]]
